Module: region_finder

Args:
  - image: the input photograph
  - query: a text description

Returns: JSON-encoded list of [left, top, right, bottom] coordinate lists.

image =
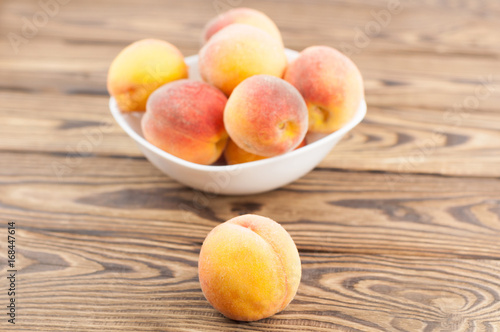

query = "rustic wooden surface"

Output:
[[1, 0, 500, 331]]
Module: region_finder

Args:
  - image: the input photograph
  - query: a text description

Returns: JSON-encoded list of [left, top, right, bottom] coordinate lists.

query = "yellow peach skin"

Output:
[[203, 7, 283, 45], [107, 39, 188, 112], [224, 138, 306, 165], [224, 75, 308, 157], [224, 139, 267, 165], [199, 24, 287, 96], [142, 80, 228, 165], [198, 214, 301, 321], [284, 46, 364, 133]]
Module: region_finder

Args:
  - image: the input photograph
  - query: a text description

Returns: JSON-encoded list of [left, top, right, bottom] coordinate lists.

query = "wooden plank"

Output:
[[2, 0, 500, 97], [1, 163, 499, 259], [1, 91, 499, 178], [2, 235, 500, 331]]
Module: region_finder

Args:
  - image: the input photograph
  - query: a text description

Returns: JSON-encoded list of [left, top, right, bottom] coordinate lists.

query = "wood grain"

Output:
[[1, 0, 500, 331], [3, 231, 500, 331], [1, 90, 500, 178], [1, 167, 499, 259]]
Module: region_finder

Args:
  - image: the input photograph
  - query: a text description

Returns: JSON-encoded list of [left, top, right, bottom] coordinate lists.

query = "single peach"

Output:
[[284, 46, 364, 133], [224, 75, 308, 157], [199, 24, 287, 96], [107, 39, 188, 112], [224, 138, 306, 165], [198, 214, 301, 321], [142, 80, 228, 165], [203, 7, 283, 45]]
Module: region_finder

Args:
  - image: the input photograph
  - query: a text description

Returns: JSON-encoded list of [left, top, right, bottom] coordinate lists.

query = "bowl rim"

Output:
[[109, 96, 367, 172]]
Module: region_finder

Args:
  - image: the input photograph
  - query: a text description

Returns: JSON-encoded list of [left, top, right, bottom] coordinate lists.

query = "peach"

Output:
[[199, 24, 287, 96], [224, 139, 267, 165], [224, 75, 308, 157], [203, 7, 283, 45], [284, 46, 364, 133], [224, 138, 306, 165], [141, 80, 228, 165], [198, 214, 301, 321], [107, 39, 188, 112]]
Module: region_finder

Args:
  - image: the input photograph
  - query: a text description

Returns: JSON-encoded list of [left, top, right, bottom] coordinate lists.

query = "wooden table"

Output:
[[1, 0, 500, 330]]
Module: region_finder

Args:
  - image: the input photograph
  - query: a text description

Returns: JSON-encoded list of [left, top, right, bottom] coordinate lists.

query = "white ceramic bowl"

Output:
[[109, 49, 366, 195]]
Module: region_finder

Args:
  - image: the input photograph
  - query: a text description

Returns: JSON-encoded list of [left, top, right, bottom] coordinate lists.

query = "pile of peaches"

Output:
[[107, 8, 364, 166]]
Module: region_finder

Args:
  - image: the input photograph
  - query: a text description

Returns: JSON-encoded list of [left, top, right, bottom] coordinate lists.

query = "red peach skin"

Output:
[[284, 46, 364, 133], [199, 24, 287, 96], [203, 7, 283, 45], [142, 80, 228, 165], [224, 75, 308, 157]]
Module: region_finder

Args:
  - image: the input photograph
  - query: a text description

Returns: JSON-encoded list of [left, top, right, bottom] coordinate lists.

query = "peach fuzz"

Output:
[[203, 7, 283, 45], [141, 80, 228, 165], [224, 75, 308, 157], [224, 138, 306, 165], [284, 46, 364, 133], [198, 214, 301, 321], [198, 24, 287, 96], [107, 39, 188, 112]]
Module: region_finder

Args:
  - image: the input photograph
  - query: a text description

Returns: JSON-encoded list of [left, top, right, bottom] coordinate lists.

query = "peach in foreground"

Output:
[[198, 214, 301, 321]]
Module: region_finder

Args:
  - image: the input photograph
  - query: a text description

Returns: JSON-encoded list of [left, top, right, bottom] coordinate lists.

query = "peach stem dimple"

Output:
[[312, 104, 330, 122]]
